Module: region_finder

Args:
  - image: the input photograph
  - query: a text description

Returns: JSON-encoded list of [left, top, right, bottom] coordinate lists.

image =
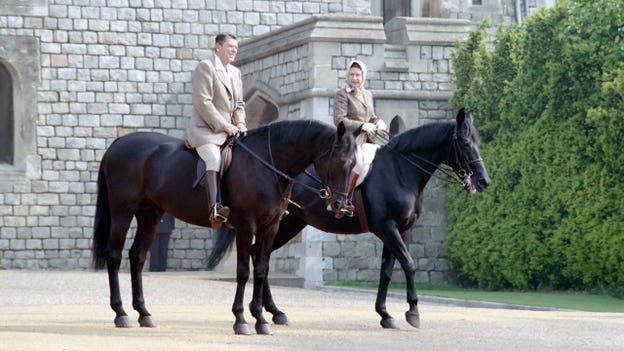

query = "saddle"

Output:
[[191, 141, 234, 188]]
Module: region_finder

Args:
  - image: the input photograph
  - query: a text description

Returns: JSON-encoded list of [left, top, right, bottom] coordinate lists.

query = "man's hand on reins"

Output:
[[223, 123, 239, 136]]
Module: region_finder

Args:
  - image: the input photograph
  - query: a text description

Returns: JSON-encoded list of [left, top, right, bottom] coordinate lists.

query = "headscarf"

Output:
[[344, 60, 367, 93]]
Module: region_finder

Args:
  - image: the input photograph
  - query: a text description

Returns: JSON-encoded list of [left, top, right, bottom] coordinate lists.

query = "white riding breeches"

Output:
[[353, 142, 379, 176], [196, 144, 221, 172]]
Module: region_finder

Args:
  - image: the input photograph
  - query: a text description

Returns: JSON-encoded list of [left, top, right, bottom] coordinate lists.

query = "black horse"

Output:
[[92, 120, 356, 335], [208, 109, 490, 329]]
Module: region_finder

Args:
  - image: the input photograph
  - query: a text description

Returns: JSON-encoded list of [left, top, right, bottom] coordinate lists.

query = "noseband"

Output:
[[389, 125, 483, 191], [313, 143, 350, 201], [451, 128, 483, 192]]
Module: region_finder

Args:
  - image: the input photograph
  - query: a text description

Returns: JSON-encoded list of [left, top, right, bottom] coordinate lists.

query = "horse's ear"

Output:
[[336, 121, 346, 141], [456, 108, 466, 127]]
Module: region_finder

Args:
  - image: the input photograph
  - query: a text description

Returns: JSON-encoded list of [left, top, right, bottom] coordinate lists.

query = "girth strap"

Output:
[[354, 188, 369, 233]]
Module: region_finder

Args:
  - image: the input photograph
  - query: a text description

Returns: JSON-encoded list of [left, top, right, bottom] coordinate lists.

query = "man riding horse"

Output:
[[185, 32, 247, 229]]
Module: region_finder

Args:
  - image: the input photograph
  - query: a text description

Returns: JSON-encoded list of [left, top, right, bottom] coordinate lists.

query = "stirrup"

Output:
[[211, 204, 229, 223]]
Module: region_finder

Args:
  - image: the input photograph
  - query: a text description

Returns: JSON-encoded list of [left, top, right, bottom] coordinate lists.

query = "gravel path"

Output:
[[1, 270, 622, 351]]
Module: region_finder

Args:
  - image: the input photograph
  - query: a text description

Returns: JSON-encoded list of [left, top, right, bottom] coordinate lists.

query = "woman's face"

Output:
[[347, 67, 363, 89]]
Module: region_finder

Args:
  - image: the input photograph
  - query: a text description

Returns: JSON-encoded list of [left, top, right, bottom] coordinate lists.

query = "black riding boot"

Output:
[[205, 170, 230, 229]]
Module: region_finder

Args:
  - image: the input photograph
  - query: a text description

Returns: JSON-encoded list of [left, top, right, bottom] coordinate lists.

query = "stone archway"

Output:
[[244, 90, 279, 128], [389, 114, 406, 136]]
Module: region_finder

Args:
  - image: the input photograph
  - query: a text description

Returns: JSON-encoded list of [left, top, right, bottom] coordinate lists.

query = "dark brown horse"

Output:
[[92, 120, 356, 335], [208, 109, 490, 329]]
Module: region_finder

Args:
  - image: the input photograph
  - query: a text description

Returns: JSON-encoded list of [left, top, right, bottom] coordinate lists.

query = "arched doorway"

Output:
[[244, 92, 279, 129], [389, 114, 406, 136]]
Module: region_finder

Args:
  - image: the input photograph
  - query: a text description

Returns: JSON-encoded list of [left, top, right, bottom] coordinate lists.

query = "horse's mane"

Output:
[[385, 120, 455, 153], [246, 119, 334, 145]]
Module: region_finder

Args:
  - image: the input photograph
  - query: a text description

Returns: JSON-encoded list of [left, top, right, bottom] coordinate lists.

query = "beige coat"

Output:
[[333, 88, 378, 133], [186, 55, 246, 148]]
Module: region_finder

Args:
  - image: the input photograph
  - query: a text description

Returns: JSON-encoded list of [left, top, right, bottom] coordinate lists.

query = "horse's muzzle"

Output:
[[335, 201, 355, 219], [473, 175, 491, 193], [326, 199, 355, 219]]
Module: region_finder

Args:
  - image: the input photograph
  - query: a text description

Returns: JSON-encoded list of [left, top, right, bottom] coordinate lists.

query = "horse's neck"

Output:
[[383, 140, 447, 192], [271, 138, 318, 176]]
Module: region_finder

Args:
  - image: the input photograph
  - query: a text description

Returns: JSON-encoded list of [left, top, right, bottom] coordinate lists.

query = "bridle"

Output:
[[230, 126, 349, 205], [379, 126, 483, 191], [450, 127, 483, 191]]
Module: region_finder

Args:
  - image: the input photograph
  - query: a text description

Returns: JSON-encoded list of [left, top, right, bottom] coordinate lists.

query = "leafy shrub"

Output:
[[446, 0, 624, 291]]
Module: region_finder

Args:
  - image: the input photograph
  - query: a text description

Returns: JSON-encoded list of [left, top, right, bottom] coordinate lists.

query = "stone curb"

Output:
[[321, 285, 572, 312]]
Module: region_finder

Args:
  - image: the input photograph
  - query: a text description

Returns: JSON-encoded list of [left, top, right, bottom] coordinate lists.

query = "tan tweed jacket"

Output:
[[186, 54, 246, 148], [333, 88, 378, 133]]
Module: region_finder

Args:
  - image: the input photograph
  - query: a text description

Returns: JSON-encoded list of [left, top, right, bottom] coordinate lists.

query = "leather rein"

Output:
[[230, 127, 342, 203], [385, 127, 482, 191]]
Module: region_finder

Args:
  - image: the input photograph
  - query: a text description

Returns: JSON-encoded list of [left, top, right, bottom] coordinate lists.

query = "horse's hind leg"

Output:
[[129, 203, 162, 328], [107, 211, 134, 328]]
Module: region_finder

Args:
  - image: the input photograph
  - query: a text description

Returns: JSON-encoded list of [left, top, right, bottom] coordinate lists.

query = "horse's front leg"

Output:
[[249, 238, 273, 335], [261, 266, 289, 325], [128, 233, 156, 327], [376, 244, 398, 329], [260, 214, 307, 325], [378, 226, 420, 329], [232, 226, 254, 335], [254, 244, 288, 325]]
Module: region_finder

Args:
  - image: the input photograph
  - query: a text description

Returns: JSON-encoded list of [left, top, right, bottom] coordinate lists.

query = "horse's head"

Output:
[[450, 109, 491, 193], [314, 122, 356, 218]]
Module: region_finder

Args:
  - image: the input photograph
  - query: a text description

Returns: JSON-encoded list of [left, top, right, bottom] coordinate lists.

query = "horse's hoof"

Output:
[[272, 313, 289, 325], [114, 316, 131, 328], [233, 323, 252, 335], [405, 311, 420, 328], [138, 315, 156, 328], [255, 322, 273, 335], [380, 317, 399, 329]]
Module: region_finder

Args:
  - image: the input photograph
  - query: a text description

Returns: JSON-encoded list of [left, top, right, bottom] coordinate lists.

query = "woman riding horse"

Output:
[[208, 109, 491, 330]]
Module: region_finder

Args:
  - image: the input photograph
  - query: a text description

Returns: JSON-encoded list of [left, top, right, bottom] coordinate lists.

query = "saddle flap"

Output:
[[193, 144, 234, 188]]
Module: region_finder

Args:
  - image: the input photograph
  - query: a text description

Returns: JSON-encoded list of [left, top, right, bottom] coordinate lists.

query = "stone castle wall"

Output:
[[0, 0, 553, 285], [0, 0, 367, 270]]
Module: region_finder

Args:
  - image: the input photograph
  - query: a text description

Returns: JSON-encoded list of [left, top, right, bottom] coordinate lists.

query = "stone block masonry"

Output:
[[0, 0, 505, 287], [0, 0, 363, 271]]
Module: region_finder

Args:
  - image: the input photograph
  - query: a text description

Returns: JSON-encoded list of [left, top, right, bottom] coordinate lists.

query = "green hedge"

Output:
[[446, 0, 624, 291]]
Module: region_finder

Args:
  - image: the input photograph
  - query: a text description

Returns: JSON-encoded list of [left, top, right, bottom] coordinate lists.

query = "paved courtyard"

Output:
[[0, 270, 622, 351]]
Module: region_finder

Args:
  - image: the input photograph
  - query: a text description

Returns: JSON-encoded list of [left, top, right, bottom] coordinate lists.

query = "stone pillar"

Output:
[[235, 15, 472, 287]]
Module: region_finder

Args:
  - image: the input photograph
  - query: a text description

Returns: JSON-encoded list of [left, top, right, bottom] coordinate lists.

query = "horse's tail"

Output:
[[206, 229, 236, 270], [92, 162, 111, 270]]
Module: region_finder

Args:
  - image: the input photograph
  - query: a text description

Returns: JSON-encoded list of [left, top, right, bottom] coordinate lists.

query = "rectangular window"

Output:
[[473, 0, 483, 5], [383, 0, 411, 24], [0, 63, 14, 164]]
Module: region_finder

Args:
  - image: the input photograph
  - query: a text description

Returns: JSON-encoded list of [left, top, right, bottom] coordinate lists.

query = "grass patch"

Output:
[[325, 281, 624, 313]]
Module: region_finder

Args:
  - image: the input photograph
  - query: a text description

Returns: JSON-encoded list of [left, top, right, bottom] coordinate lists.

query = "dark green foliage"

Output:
[[446, 0, 624, 291]]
